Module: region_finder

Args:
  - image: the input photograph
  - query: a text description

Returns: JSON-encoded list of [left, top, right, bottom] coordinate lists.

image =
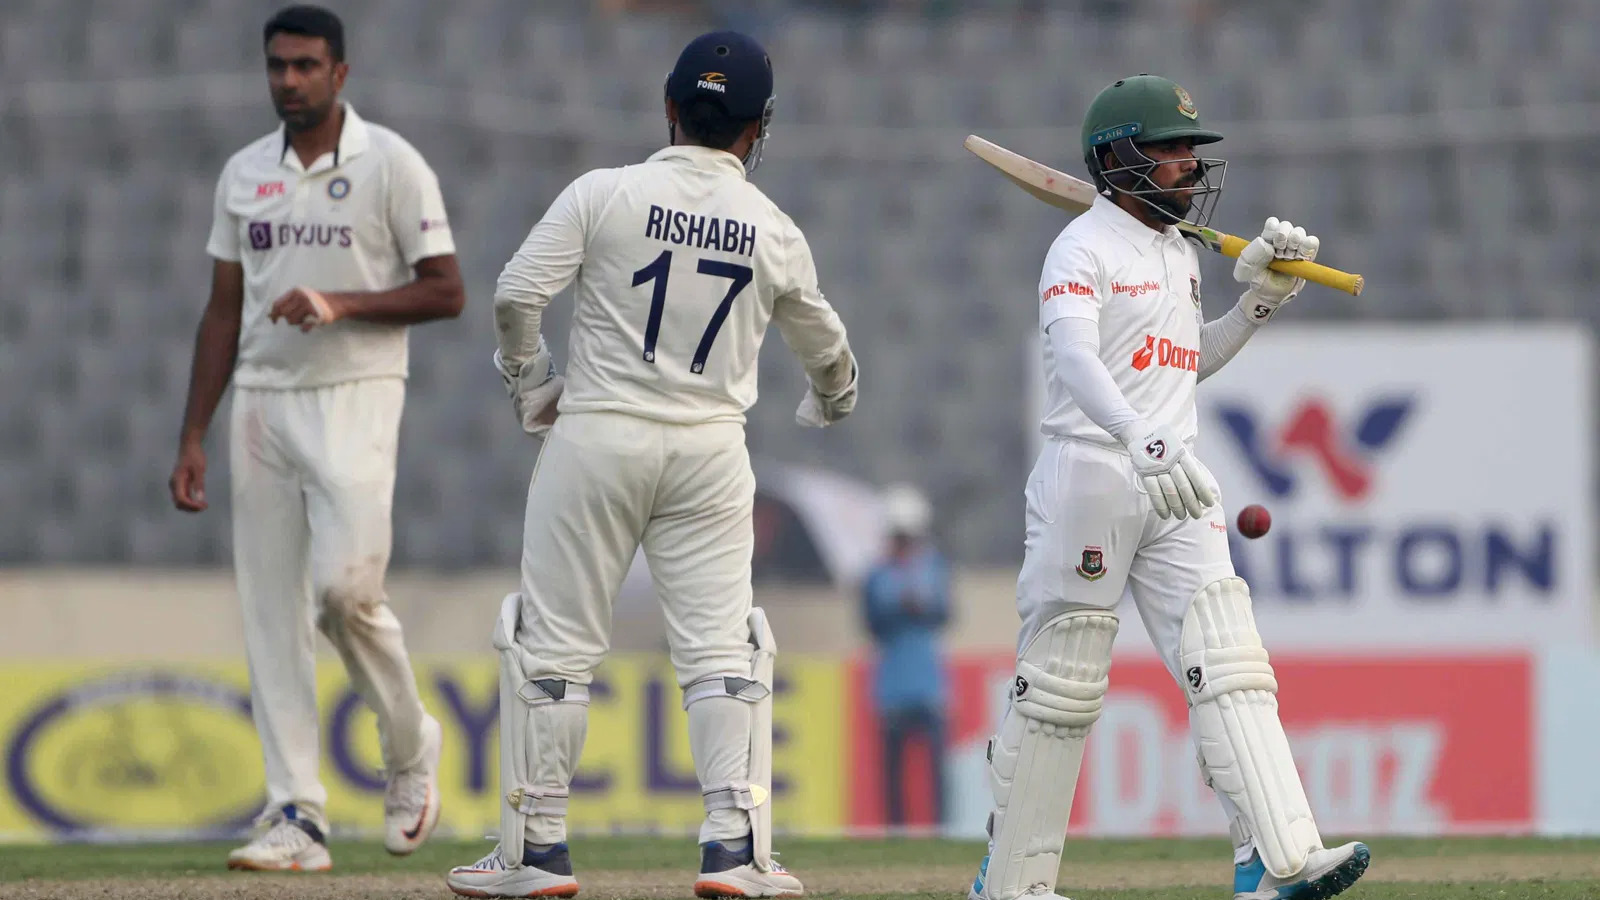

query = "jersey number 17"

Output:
[[632, 250, 753, 374]]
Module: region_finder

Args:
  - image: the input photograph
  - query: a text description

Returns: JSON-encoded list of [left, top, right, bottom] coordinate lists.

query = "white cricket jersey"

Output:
[[206, 104, 456, 389], [1038, 196, 1204, 449], [496, 145, 849, 425]]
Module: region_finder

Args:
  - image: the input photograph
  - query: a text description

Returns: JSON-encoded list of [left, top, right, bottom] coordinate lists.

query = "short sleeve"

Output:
[[1038, 236, 1104, 332], [387, 143, 456, 266], [205, 163, 240, 262]]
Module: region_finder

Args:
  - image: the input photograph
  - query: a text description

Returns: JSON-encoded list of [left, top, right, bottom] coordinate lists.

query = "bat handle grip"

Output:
[[1217, 234, 1365, 297]]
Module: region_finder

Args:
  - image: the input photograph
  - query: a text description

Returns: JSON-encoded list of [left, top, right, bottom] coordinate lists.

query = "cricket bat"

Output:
[[964, 134, 1364, 296]]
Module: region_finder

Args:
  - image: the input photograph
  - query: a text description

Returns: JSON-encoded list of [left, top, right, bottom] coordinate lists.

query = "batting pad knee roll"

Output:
[[1181, 578, 1322, 880], [976, 609, 1117, 900]]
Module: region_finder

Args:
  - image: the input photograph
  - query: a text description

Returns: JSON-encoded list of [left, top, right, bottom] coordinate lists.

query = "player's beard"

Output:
[[275, 94, 334, 133], [1150, 172, 1200, 223]]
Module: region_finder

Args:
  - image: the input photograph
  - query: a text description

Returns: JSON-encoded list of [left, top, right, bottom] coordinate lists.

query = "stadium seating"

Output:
[[1, 1, 1591, 566]]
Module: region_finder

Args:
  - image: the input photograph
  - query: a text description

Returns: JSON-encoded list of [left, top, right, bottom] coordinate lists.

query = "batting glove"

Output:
[[1121, 421, 1217, 520], [1233, 217, 1320, 324], [494, 342, 563, 438]]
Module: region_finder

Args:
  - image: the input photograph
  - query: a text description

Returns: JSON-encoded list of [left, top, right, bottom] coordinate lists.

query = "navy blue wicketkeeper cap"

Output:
[[665, 31, 773, 120]]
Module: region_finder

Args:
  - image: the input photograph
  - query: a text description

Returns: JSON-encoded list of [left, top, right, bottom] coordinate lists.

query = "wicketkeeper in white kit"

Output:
[[445, 30, 857, 900], [169, 5, 459, 871], [967, 76, 1370, 900]]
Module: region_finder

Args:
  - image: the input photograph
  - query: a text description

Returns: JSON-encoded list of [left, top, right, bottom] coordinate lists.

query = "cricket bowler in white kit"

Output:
[[445, 31, 856, 900], [169, 5, 460, 871], [967, 76, 1370, 900]]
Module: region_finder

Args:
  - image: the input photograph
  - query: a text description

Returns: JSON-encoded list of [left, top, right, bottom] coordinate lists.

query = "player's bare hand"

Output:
[[268, 286, 344, 332], [1234, 217, 1320, 323], [169, 440, 208, 513]]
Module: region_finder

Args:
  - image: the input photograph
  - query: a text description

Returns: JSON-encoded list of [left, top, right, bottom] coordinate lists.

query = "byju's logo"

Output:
[[1215, 396, 1413, 501]]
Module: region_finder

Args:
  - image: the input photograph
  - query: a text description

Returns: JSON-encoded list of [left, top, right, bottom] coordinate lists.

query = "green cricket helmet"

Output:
[[1080, 74, 1227, 228]]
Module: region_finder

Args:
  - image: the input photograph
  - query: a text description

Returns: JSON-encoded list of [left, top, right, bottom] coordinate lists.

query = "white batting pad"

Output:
[[1181, 577, 1322, 879], [493, 593, 591, 862], [683, 607, 778, 870], [976, 609, 1117, 900]]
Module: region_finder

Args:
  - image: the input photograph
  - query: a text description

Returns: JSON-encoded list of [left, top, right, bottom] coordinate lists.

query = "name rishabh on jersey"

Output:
[[207, 103, 456, 389], [497, 144, 848, 427], [1037, 195, 1204, 449]]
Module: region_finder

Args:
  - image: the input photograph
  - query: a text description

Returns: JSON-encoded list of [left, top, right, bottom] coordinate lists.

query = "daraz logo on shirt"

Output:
[[1131, 334, 1198, 372], [1112, 279, 1161, 298], [1042, 281, 1095, 303]]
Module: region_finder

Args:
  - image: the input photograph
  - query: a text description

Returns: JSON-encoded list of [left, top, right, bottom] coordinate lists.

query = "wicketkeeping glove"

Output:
[[1233, 217, 1320, 324], [1122, 422, 1217, 520], [796, 362, 857, 427], [494, 341, 563, 438]]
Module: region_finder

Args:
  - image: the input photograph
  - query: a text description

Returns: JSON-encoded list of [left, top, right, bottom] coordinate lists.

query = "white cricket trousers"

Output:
[[229, 378, 428, 820], [515, 410, 756, 690], [1016, 436, 1236, 685]]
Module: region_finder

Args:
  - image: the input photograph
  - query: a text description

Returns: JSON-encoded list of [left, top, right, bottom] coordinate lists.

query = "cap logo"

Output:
[[697, 71, 727, 93], [1175, 84, 1198, 120]]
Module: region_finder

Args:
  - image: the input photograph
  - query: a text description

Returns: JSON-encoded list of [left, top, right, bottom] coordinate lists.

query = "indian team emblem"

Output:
[[327, 176, 351, 200], [1075, 546, 1106, 581], [1174, 84, 1198, 120]]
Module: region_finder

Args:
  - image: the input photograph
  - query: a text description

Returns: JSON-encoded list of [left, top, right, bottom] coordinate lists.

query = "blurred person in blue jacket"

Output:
[[862, 483, 951, 828]]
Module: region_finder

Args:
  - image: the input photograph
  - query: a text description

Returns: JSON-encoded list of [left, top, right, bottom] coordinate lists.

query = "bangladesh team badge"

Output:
[[1076, 546, 1106, 581]]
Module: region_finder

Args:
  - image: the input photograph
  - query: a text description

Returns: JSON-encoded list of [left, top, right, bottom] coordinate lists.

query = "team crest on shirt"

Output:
[[327, 176, 351, 200], [1075, 546, 1106, 581], [1190, 275, 1202, 308]]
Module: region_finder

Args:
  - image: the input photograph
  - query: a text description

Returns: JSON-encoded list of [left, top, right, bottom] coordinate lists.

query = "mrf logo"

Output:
[[1132, 335, 1198, 372], [1215, 396, 1412, 502]]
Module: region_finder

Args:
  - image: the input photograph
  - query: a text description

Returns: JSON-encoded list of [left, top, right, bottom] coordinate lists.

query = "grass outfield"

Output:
[[3, 835, 1600, 899]]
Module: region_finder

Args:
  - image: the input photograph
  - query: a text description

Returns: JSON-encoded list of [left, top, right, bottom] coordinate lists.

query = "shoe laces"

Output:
[[384, 766, 430, 816], [467, 842, 511, 871], [256, 820, 314, 852]]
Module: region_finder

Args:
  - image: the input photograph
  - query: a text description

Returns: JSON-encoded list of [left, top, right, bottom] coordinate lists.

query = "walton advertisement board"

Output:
[[1029, 324, 1594, 652]]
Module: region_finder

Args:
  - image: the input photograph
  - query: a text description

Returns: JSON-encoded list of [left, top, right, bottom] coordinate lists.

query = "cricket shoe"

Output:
[[384, 714, 444, 855], [694, 838, 803, 898], [447, 842, 579, 898], [967, 853, 1077, 900], [226, 804, 332, 872], [1234, 842, 1370, 900]]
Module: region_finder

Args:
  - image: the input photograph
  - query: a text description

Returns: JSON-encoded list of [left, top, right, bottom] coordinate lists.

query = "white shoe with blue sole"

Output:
[[1234, 842, 1370, 900]]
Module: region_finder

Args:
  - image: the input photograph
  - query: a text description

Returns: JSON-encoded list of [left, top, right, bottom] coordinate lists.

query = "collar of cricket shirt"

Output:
[[1091, 194, 1183, 253], [277, 101, 371, 174], [648, 144, 749, 180]]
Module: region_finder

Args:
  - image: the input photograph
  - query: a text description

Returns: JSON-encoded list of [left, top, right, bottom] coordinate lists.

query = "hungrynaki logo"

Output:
[[1131, 335, 1198, 372], [1112, 280, 1161, 298], [1043, 281, 1095, 303]]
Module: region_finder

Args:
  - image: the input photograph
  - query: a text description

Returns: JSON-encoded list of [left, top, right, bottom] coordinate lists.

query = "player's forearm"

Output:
[[491, 288, 548, 371], [178, 307, 240, 446], [1197, 303, 1259, 382], [775, 301, 853, 392], [326, 273, 465, 326], [1048, 318, 1145, 442]]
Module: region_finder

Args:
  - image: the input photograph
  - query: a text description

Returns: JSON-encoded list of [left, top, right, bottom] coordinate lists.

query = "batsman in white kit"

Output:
[[967, 76, 1370, 900], [445, 30, 856, 900], [169, 5, 460, 871]]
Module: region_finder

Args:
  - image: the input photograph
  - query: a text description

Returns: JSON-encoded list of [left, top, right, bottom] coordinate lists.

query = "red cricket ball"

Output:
[[1237, 504, 1272, 539]]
